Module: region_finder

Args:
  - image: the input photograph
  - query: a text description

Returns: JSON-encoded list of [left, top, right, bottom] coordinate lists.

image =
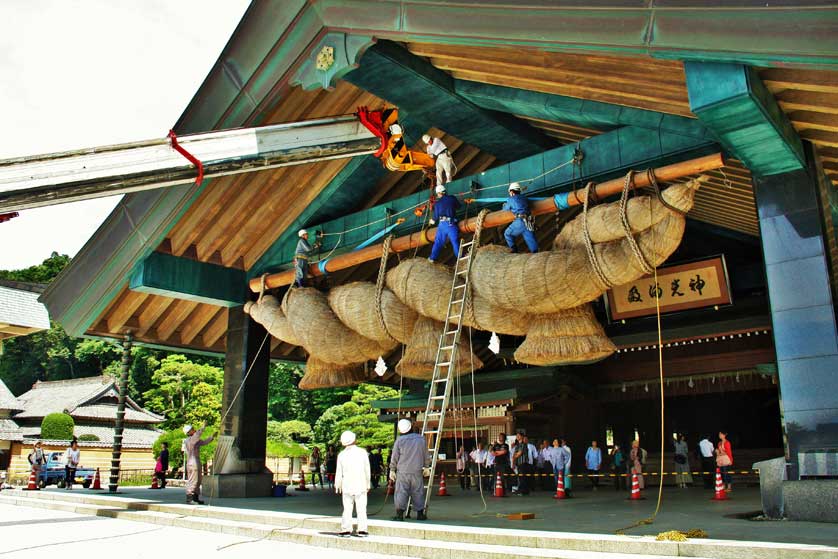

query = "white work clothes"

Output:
[[425, 137, 448, 157], [426, 137, 454, 185], [699, 438, 715, 458], [335, 444, 371, 496], [341, 492, 368, 533], [470, 448, 488, 466], [335, 444, 370, 533]]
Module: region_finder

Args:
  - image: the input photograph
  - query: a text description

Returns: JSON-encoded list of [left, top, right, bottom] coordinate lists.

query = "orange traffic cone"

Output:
[[297, 470, 309, 491], [711, 468, 729, 501], [23, 467, 39, 491], [149, 474, 159, 489], [552, 473, 566, 500], [90, 468, 103, 490], [386, 477, 395, 496], [493, 471, 505, 498], [437, 472, 449, 496], [627, 472, 644, 500]]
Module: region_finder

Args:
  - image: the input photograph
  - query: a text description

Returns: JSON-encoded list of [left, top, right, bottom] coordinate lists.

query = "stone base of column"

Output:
[[203, 472, 273, 498]]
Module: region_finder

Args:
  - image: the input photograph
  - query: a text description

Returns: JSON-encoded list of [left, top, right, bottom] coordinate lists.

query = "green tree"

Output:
[[267, 362, 352, 424], [313, 384, 399, 451], [41, 413, 75, 440], [143, 355, 223, 430], [0, 252, 70, 283], [74, 339, 121, 375], [267, 420, 313, 443]]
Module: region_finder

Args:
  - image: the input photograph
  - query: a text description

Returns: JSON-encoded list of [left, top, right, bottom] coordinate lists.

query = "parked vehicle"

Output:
[[37, 452, 94, 489]]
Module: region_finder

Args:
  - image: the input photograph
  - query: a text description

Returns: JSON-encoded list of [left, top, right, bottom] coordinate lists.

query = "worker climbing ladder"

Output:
[[419, 210, 489, 509]]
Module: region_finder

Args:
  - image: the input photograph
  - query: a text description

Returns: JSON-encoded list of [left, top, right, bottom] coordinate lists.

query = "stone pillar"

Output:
[[753, 145, 838, 480], [204, 305, 272, 497]]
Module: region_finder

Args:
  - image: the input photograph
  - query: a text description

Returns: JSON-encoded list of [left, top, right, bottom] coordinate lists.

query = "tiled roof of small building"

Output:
[[0, 379, 22, 412]]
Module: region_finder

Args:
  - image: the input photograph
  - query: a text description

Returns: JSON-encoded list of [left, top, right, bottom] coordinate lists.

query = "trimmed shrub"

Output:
[[153, 426, 217, 471], [77, 434, 100, 442], [40, 413, 74, 441]]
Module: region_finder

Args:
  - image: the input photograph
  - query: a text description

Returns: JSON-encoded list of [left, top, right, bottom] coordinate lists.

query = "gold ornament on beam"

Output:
[[316, 45, 335, 71]]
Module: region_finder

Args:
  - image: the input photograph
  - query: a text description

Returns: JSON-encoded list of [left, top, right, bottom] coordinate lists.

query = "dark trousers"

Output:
[[458, 470, 470, 490], [155, 470, 167, 488], [588, 468, 600, 487], [64, 466, 76, 488], [612, 467, 625, 490], [495, 463, 513, 492], [701, 457, 715, 488], [310, 471, 324, 487], [516, 463, 531, 494], [483, 465, 495, 491], [538, 465, 552, 490], [371, 470, 380, 489]]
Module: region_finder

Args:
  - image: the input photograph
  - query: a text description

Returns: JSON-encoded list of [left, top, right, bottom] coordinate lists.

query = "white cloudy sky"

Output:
[[0, 0, 250, 270]]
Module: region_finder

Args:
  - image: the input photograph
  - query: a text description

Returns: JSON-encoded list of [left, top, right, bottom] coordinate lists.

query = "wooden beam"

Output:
[[130, 251, 245, 307], [250, 152, 725, 292]]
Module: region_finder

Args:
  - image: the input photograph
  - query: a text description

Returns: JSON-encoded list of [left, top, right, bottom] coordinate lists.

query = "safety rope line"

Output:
[[374, 235, 398, 343], [619, 170, 654, 275], [643, 168, 685, 216], [582, 181, 613, 290]]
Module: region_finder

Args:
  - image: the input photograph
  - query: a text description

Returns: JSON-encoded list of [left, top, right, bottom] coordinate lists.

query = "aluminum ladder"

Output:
[[419, 224, 484, 509]]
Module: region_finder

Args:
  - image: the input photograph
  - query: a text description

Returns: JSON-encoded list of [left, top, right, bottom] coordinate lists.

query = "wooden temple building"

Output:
[[37, 1, 838, 505]]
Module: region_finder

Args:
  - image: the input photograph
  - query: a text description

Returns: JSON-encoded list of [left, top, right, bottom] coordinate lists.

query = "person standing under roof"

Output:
[[183, 424, 215, 504], [428, 185, 461, 263], [335, 430, 370, 538], [389, 418, 430, 521], [294, 229, 321, 288], [585, 440, 602, 490], [423, 134, 455, 186], [502, 182, 538, 253]]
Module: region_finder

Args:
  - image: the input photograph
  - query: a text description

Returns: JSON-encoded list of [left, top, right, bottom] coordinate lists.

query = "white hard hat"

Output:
[[298, 229, 308, 238], [435, 185, 446, 195], [422, 134, 431, 144], [509, 182, 522, 192], [398, 418, 412, 434], [182, 424, 193, 435], [340, 430, 356, 446]]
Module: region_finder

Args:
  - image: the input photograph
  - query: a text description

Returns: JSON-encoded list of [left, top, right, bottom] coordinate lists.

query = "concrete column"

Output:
[[205, 305, 272, 497], [753, 145, 838, 480]]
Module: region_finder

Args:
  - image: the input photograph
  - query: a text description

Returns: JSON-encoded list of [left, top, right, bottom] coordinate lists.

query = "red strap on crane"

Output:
[[0, 212, 19, 224], [168, 129, 204, 186]]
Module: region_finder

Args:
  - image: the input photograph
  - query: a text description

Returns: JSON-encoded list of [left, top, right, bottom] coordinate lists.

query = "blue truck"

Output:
[[36, 451, 95, 489]]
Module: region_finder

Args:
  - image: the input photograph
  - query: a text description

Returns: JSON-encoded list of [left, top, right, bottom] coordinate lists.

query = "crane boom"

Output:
[[0, 115, 378, 212]]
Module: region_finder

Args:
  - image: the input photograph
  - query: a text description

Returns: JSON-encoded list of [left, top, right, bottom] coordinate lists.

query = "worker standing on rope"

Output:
[[502, 182, 538, 253], [294, 229, 321, 287], [389, 418, 430, 521], [428, 185, 461, 263], [423, 134, 455, 186]]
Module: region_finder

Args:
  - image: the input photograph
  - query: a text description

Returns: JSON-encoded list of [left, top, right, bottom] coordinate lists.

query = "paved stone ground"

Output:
[[0, 503, 414, 559], [26, 482, 838, 547]]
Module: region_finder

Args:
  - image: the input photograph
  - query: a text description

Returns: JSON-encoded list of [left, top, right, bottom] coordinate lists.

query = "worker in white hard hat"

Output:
[[334, 430, 370, 538], [502, 182, 539, 253], [427, 184, 461, 263], [389, 418, 430, 521], [293, 228, 321, 288], [182, 424, 216, 505], [423, 133, 455, 186]]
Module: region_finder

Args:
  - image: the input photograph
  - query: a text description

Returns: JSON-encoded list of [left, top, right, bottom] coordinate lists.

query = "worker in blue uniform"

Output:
[[294, 228, 321, 287], [428, 184, 461, 263], [502, 182, 538, 253]]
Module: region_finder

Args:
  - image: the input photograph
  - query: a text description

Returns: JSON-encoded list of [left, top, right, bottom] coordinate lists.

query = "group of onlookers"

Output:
[[27, 437, 80, 489], [448, 430, 735, 495]]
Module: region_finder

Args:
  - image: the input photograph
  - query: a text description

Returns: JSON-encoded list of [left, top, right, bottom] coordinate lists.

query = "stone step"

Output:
[[0, 493, 706, 559], [2, 490, 836, 559]]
